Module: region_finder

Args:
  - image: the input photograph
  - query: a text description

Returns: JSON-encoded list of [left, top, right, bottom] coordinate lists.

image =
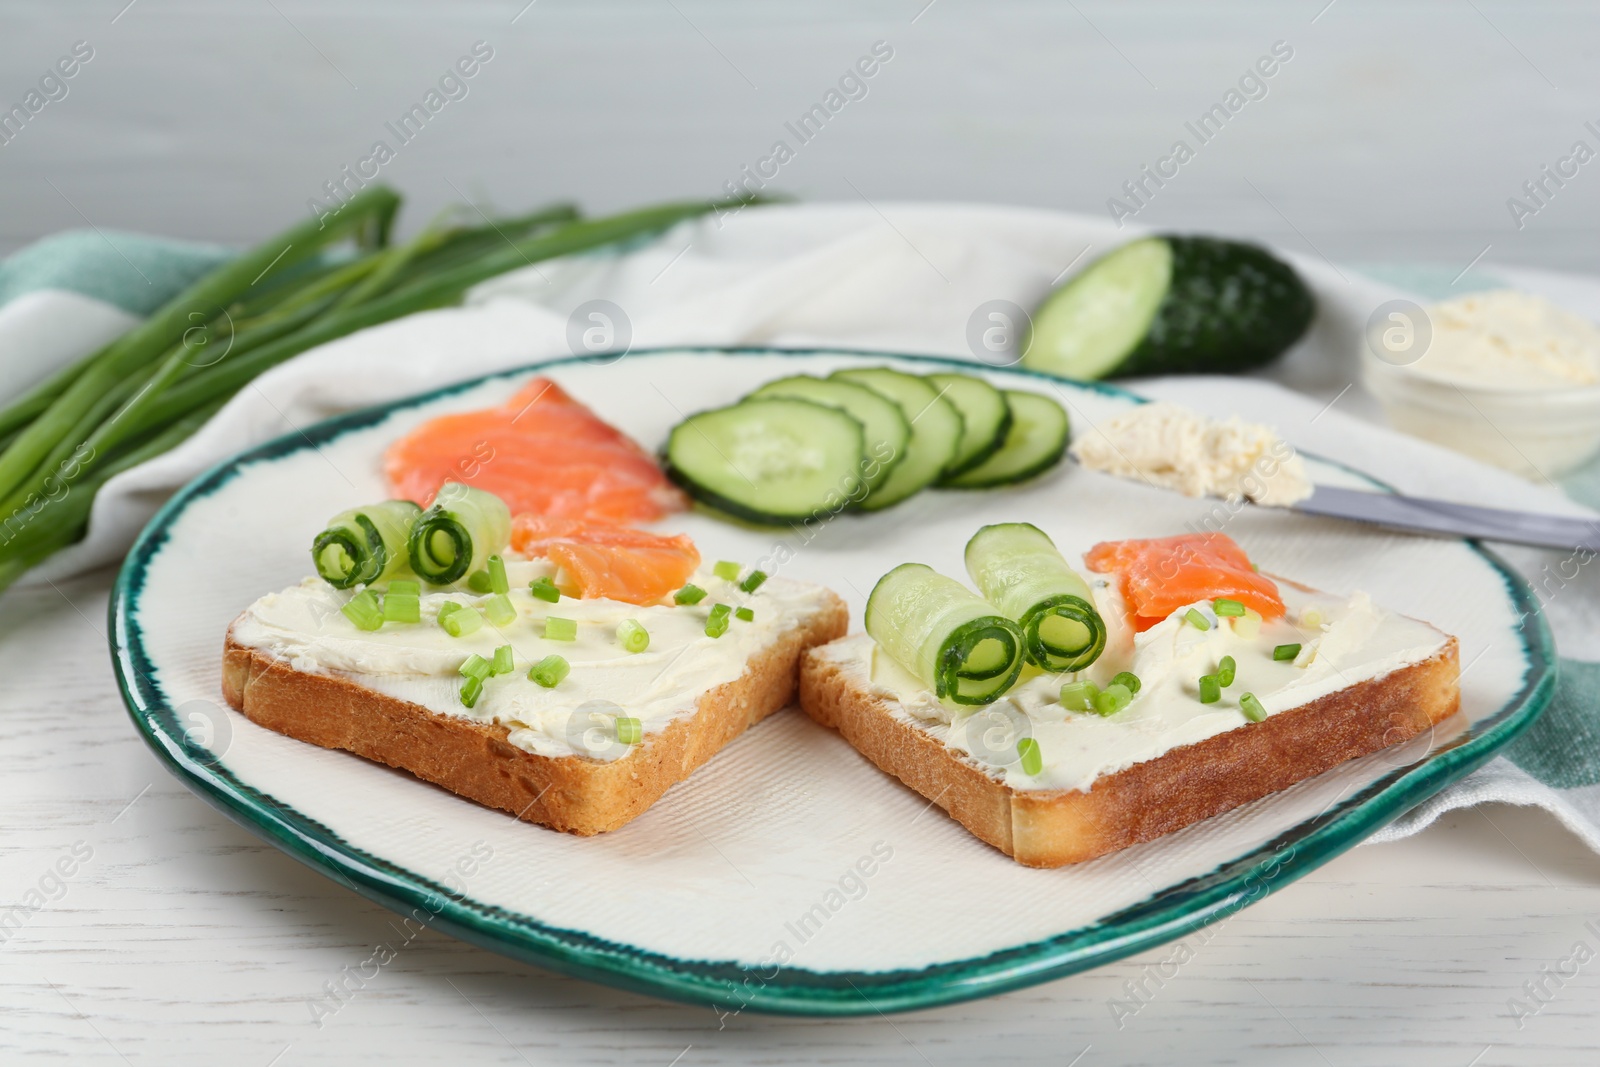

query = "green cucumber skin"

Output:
[[662, 398, 870, 528], [1113, 236, 1314, 378], [941, 392, 1069, 490], [831, 368, 963, 511], [948, 402, 1012, 479], [750, 375, 909, 493], [927, 373, 1013, 483]]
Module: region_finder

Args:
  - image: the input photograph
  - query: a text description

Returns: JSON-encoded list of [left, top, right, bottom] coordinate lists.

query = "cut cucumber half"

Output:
[[664, 397, 867, 525], [750, 374, 909, 493], [831, 368, 964, 510], [941, 390, 1068, 489], [926, 372, 1012, 482], [1022, 235, 1314, 380]]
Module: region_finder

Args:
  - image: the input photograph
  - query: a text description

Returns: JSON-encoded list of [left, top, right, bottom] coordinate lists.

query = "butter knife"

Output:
[[1293, 486, 1600, 553]]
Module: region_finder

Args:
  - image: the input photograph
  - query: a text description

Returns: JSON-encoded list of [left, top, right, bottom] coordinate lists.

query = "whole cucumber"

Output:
[[1022, 235, 1315, 380]]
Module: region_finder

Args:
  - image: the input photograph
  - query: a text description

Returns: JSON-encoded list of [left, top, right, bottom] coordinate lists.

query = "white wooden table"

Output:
[[6, 2, 1600, 1062], [4, 567, 1599, 1066]]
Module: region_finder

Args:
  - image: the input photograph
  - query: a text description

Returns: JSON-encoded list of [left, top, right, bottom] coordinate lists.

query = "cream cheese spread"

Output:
[[847, 575, 1447, 793], [231, 567, 835, 761], [1411, 290, 1600, 389], [1068, 402, 1313, 506]]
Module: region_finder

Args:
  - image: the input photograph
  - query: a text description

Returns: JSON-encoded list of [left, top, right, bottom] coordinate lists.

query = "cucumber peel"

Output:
[[927, 372, 1012, 481], [663, 396, 868, 525], [1022, 235, 1314, 380], [830, 368, 963, 510], [942, 391, 1068, 489], [750, 374, 908, 492]]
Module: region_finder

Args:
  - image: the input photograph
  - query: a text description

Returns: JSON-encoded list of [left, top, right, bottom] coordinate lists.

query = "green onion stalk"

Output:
[[0, 188, 749, 599]]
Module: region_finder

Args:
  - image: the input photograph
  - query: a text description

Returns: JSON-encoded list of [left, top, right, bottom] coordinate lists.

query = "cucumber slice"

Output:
[[941, 390, 1068, 489], [750, 374, 908, 493], [664, 397, 867, 525], [865, 562, 1025, 706], [1022, 235, 1314, 380], [926, 372, 1012, 482], [965, 522, 1108, 673], [831, 368, 963, 510]]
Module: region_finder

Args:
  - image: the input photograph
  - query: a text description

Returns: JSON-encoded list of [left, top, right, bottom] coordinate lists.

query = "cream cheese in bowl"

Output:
[[1363, 289, 1600, 478]]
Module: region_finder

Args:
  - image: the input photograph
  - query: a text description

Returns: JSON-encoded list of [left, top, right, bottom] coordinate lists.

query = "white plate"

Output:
[[111, 348, 1554, 1015]]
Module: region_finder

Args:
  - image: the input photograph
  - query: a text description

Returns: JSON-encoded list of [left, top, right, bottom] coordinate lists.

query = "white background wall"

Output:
[[1, 0, 1597, 270]]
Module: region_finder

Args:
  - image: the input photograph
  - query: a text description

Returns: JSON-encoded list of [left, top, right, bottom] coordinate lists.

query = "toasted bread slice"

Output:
[[799, 631, 1460, 868], [223, 591, 846, 835]]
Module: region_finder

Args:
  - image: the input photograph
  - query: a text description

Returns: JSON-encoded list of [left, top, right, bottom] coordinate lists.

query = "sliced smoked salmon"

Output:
[[512, 515, 701, 606], [385, 377, 686, 524], [1086, 532, 1284, 631]]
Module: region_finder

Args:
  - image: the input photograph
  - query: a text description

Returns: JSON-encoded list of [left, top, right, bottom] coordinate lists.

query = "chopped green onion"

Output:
[[467, 569, 492, 594], [674, 583, 707, 605], [340, 589, 383, 631], [713, 560, 742, 582], [483, 593, 516, 627], [705, 603, 732, 638], [1217, 655, 1237, 688], [437, 600, 460, 619], [1231, 607, 1263, 640], [388, 579, 420, 597], [616, 716, 642, 745], [616, 619, 649, 653], [1093, 682, 1133, 717], [460, 674, 484, 709], [1185, 608, 1211, 631], [735, 606, 754, 622], [486, 554, 510, 595], [382, 592, 420, 624], [1273, 643, 1302, 662], [440, 605, 483, 638], [1240, 692, 1267, 722], [1198, 674, 1221, 704], [1016, 737, 1042, 776], [491, 644, 514, 675], [1213, 598, 1246, 617], [529, 576, 561, 603], [1110, 671, 1141, 695], [544, 616, 577, 641], [459, 653, 493, 681], [739, 569, 768, 594], [528, 654, 569, 688], [1059, 679, 1099, 712]]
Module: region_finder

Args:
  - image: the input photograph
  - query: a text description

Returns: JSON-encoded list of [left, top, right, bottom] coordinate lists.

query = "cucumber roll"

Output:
[[965, 522, 1107, 673], [311, 500, 422, 589], [865, 563, 1025, 706], [406, 482, 512, 585]]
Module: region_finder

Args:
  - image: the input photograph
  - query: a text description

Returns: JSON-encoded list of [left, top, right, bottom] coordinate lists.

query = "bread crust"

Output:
[[222, 592, 846, 835], [799, 635, 1460, 868]]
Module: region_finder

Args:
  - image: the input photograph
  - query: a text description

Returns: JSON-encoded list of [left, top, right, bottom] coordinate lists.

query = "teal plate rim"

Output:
[[109, 346, 1559, 1017]]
